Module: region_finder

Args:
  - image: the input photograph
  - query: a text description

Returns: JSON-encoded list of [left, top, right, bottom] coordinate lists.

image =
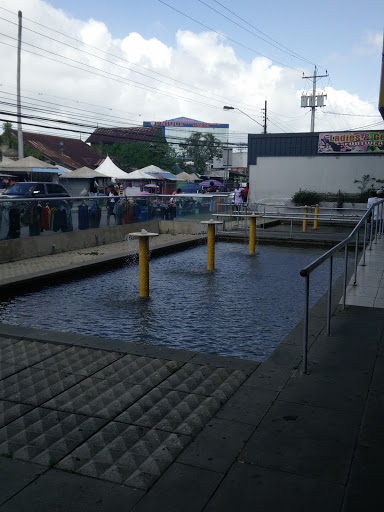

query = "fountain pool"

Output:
[[0, 243, 344, 361]]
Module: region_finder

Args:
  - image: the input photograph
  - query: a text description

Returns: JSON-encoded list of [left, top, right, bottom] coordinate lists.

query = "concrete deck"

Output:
[[0, 235, 383, 510]]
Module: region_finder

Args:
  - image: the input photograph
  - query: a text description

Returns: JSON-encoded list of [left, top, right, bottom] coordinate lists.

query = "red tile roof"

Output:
[[12, 130, 104, 170], [85, 126, 161, 144]]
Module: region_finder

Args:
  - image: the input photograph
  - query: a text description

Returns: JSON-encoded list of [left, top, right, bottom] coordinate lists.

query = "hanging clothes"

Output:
[[0, 207, 10, 240], [63, 205, 73, 232], [78, 203, 89, 230], [41, 205, 50, 231], [115, 201, 123, 225], [53, 208, 67, 232], [8, 207, 21, 239], [89, 200, 101, 228]]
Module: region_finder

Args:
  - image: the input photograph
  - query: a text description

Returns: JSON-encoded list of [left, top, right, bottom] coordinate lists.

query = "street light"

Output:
[[223, 106, 264, 130]]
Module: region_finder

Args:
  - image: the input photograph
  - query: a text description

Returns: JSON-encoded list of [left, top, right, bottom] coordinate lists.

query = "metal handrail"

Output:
[[300, 199, 384, 374]]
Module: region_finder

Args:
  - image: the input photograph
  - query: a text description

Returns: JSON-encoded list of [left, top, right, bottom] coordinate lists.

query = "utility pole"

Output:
[[262, 100, 267, 134], [301, 66, 328, 132], [17, 10, 24, 159]]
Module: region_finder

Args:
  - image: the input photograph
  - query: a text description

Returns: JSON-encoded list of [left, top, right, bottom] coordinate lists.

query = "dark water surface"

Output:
[[0, 243, 344, 361]]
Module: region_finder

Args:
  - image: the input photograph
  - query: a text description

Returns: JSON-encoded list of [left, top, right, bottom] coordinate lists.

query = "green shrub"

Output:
[[292, 189, 322, 206]]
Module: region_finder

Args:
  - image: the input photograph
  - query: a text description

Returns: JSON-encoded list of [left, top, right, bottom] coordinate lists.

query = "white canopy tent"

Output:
[[134, 165, 178, 181], [176, 171, 199, 181], [61, 166, 106, 179], [0, 156, 59, 173], [95, 156, 129, 180], [124, 169, 158, 180]]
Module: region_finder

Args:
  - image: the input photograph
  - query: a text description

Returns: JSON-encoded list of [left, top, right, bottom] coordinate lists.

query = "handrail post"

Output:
[[362, 219, 367, 266], [302, 274, 309, 374], [369, 216, 374, 250], [353, 231, 359, 285], [342, 244, 348, 310], [326, 256, 333, 336], [374, 206, 378, 243]]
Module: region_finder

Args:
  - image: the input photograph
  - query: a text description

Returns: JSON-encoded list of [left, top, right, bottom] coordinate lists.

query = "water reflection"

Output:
[[0, 243, 344, 361]]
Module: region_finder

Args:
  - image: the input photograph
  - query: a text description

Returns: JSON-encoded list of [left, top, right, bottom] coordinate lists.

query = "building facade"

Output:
[[143, 117, 229, 155], [248, 131, 384, 204]]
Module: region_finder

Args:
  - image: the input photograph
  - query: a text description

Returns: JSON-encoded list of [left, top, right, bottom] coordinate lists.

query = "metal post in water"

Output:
[[302, 206, 308, 232], [326, 256, 333, 336], [247, 215, 258, 254], [302, 274, 310, 374], [201, 220, 223, 271], [139, 237, 149, 297], [129, 230, 159, 297], [313, 204, 319, 230]]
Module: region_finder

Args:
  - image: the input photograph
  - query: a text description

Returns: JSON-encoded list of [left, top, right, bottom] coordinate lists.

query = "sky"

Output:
[[0, 0, 383, 145]]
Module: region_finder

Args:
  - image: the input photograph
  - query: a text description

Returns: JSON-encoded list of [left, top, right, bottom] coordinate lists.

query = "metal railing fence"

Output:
[[299, 199, 384, 374]]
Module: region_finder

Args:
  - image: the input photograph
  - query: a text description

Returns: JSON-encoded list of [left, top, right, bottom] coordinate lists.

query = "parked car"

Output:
[[1, 182, 71, 200]]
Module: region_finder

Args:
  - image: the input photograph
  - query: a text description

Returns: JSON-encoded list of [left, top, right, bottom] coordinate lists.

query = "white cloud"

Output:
[[354, 31, 383, 55], [0, 0, 382, 142]]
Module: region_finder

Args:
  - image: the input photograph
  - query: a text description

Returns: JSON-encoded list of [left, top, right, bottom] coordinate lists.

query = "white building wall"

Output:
[[249, 155, 384, 204]]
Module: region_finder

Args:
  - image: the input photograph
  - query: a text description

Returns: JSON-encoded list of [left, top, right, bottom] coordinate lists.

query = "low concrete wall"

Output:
[[158, 219, 205, 235], [0, 220, 160, 263], [0, 220, 206, 263]]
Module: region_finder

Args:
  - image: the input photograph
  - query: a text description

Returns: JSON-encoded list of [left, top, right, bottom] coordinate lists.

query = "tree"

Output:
[[94, 128, 178, 173], [179, 132, 223, 174]]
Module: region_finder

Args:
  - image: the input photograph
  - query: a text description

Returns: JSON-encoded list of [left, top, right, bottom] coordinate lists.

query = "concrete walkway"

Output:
[[0, 236, 383, 510]]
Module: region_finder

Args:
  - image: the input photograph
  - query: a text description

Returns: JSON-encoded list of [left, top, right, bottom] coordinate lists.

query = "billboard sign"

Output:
[[318, 132, 384, 154], [143, 121, 229, 128]]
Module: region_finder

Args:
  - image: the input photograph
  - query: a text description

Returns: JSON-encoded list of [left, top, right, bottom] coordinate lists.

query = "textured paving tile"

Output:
[[32, 346, 123, 376], [0, 336, 15, 349], [158, 363, 247, 402], [0, 339, 66, 367], [43, 374, 158, 419], [0, 362, 27, 380], [92, 355, 183, 384], [57, 421, 190, 490], [0, 367, 85, 406], [0, 407, 106, 466], [0, 400, 33, 428], [115, 388, 221, 436]]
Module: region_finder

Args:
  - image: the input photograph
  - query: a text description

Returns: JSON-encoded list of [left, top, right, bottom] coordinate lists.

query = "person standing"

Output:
[[233, 182, 243, 212], [208, 181, 217, 192], [107, 183, 118, 226], [242, 182, 249, 204]]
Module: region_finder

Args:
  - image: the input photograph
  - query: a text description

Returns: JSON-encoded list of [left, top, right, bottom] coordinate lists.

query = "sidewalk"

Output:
[[0, 236, 383, 510], [0, 234, 204, 290], [0, 302, 383, 510]]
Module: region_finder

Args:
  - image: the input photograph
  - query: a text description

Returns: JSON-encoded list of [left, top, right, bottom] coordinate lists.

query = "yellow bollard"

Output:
[[313, 204, 319, 230], [207, 224, 215, 270], [138, 237, 149, 297], [129, 230, 159, 297], [249, 216, 256, 254], [201, 220, 223, 271], [302, 206, 308, 232]]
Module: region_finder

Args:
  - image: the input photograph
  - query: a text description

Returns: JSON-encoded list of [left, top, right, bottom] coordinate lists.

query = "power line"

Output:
[[0, 38, 235, 112], [0, 7, 267, 114], [158, 0, 303, 72], [197, 0, 318, 68]]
